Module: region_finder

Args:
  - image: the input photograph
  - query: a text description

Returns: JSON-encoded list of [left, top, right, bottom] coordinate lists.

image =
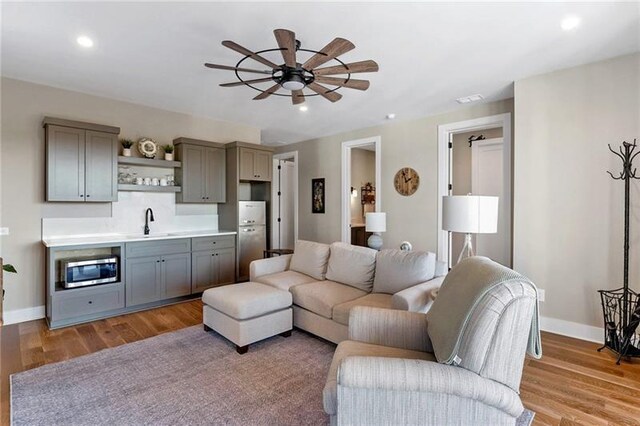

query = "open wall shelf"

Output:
[[118, 184, 182, 193], [118, 156, 181, 168]]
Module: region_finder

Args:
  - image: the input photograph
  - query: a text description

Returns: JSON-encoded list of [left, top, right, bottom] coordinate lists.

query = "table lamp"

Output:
[[442, 195, 498, 264], [365, 212, 386, 250]]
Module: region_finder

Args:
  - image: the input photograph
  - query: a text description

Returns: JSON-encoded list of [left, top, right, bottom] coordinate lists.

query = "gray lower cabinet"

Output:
[[126, 256, 162, 306], [126, 251, 191, 307], [191, 247, 235, 293], [163, 253, 192, 298], [52, 283, 125, 322]]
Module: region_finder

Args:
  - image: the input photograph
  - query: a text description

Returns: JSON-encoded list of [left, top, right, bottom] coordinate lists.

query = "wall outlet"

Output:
[[0, 227, 9, 236], [537, 289, 545, 302]]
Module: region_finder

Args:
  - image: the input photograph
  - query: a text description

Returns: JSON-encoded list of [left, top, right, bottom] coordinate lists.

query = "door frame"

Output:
[[341, 136, 382, 243], [436, 113, 512, 267], [272, 151, 299, 245]]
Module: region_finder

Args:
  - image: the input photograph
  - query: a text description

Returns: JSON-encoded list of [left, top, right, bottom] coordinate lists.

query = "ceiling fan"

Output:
[[204, 29, 379, 104]]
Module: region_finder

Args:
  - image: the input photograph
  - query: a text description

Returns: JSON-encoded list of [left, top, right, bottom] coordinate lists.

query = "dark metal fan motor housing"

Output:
[[204, 29, 379, 104]]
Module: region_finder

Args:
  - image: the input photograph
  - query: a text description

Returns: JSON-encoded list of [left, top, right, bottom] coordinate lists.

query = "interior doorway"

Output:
[[341, 137, 381, 245], [437, 113, 512, 268], [271, 151, 298, 250]]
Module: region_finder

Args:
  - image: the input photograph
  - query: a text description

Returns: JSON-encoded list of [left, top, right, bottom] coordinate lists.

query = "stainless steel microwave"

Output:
[[61, 255, 119, 289]]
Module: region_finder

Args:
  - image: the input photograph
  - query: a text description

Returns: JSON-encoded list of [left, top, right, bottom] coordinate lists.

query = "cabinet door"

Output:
[[215, 247, 236, 286], [162, 253, 191, 298], [204, 147, 226, 203], [254, 151, 272, 181], [126, 256, 161, 306], [191, 250, 215, 293], [46, 125, 86, 201], [181, 144, 206, 202], [85, 131, 118, 202], [239, 148, 256, 181]]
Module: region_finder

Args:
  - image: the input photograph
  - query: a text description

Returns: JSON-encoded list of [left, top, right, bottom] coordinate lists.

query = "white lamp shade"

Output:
[[442, 195, 498, 234], [365, 212, 386, 233]]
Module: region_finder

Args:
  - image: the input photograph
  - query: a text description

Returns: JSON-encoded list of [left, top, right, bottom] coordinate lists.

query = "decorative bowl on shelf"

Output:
[[137, 138, 158, 158]]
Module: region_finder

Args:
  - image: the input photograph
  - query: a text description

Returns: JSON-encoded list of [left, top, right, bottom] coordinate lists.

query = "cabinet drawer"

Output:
[[192, 235, 235, 251], [126, 238, 191, 258], [52, 284, 124, 321]]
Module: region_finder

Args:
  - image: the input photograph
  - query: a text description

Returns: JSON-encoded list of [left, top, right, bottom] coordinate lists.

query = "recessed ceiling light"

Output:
[[561, 16, 580, 31], [76, 36, 94, 48], [386, 113, 396, 120], [456, 94, 484, 104], [299, 105, 308, 112]]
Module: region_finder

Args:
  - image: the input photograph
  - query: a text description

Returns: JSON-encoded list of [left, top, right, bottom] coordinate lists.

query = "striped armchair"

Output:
[[323, 256, 542, 425]]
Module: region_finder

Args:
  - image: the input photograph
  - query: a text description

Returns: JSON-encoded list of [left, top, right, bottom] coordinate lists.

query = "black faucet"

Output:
[[144, 208, 155, 235]]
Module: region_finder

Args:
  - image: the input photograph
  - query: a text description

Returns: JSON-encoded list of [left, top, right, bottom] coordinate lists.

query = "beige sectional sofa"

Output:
[[250, 240, 447, 344]]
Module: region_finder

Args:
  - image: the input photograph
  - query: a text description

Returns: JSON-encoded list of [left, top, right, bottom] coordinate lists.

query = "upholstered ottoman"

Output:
[[202, 282, 293, 354]]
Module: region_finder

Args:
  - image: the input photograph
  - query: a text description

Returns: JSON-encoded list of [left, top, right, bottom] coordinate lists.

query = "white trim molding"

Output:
[[540, 315, 603, 344], [341, 136, 382, 243], [4, 305, 46, 325], [273, 151, 299, 243], [437, 113, 512, 268]]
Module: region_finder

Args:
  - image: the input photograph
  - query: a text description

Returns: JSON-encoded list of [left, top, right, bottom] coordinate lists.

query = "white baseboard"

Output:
[[3, 305, 45, 325], [540, 315, 603, 343]]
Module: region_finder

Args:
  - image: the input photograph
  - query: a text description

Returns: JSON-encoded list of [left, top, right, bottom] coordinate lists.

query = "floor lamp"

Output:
[[442, 195, 499, 265]]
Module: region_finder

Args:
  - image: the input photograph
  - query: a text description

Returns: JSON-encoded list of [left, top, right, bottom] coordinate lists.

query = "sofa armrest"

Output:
[[249, 254, 292, 281], [391, 275, 445, 312], [338, 356, 523, 418], [348, 307, 432, 353]]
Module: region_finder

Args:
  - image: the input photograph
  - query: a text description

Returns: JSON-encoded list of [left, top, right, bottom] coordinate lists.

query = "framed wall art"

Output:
[[312, 178, 325, 214]]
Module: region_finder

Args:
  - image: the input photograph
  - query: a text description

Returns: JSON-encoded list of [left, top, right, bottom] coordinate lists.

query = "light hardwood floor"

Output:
[[1, 300, 639, 425]]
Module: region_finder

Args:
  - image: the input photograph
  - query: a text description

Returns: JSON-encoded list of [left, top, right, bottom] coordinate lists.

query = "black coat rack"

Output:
[[599, 139, 640, 364]]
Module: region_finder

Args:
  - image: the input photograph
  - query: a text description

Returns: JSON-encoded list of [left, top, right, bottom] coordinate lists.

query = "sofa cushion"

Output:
[[323, 340, 436, 415], [325, 242, 377, 292], [254, 270, 317, 291], [289, 240, 331, 281], [290, 280, 367, 319], [372, 249, 437, 294], [202, 282, 292, 320], [332, 294, 394, 326]]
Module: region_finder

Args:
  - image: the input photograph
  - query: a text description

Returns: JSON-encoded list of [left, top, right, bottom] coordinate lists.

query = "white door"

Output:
[[472, 138, 509, 266], [271, 159, 295, 250]]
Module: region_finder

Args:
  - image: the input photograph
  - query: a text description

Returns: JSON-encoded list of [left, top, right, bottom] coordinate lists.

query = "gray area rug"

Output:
[[11, 326, 535, 425]]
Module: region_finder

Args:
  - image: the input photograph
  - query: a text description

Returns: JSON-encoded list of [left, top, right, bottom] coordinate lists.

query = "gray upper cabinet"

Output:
[[44, 117, 119, 202], [239, 147, 272, 181], [174, 138, 226, 203], [85, 130, 118, 201]]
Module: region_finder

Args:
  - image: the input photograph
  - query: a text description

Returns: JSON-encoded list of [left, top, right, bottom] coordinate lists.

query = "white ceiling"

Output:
[[2, 2, 639, 145]]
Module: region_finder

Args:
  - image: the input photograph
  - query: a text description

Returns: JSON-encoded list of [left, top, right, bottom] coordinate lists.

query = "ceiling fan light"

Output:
[[281, 79, 305, 91]]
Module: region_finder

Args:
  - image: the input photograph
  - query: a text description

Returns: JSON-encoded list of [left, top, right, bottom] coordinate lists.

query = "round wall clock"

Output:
[[394, 167, 420, 196]]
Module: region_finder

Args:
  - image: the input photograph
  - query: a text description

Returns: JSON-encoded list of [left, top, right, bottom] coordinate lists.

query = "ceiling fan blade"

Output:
[[253, 84, 281, 100], [314, 76, 370, 91], [222, 40, 278, 69], [292, 90, 305, 105], [219, 77, 274, 87], [307, 82, 342, 103], [302, 38, 355, 70], [312, 60, 379, 76], [204, 63, 272, 75], [274, 29, 297, 68]]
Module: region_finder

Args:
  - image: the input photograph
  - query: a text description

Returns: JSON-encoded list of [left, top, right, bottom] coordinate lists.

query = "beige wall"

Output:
[[451, 127, 503, 258], [514, 53, 640, 327], [0, 77, 260, 315], [279, 98, 514, 252], [350, 148, 375, 223]]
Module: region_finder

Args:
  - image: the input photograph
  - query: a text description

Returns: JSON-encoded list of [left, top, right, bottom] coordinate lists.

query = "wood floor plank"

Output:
[[3, 299, 640, 426]]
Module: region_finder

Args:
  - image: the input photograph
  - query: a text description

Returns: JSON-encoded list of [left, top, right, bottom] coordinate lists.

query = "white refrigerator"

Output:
[[238, 201, 266, 281]]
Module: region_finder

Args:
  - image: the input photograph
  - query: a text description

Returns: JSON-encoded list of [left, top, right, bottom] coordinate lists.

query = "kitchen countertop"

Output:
[[42, 229, 237, 248]]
